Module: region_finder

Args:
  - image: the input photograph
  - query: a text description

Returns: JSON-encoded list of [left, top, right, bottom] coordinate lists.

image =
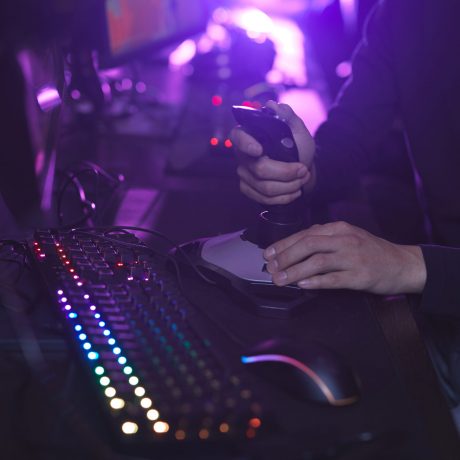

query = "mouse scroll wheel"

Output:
[[281, 137, 295, 149]]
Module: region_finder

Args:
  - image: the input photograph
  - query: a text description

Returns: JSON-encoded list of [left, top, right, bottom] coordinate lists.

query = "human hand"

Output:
[[230, 100, 316, 206], [263, 221, 427, 295]]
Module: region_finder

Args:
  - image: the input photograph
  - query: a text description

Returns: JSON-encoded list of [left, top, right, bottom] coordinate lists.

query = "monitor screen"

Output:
[[103, 0, 209, 66]]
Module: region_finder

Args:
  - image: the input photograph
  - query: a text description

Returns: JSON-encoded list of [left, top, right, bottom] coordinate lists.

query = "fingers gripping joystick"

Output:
[[175, 106, 312, 317], [232, 106, 306, 248]]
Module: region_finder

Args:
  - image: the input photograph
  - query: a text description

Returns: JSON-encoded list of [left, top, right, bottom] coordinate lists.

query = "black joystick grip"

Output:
[[232, 105, 306, 247], [232, 105, 299, 163]]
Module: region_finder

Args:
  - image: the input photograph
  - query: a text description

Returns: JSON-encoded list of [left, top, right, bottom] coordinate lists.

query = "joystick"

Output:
[[232, 106, 305, 248], [176, 106, 313, 317]]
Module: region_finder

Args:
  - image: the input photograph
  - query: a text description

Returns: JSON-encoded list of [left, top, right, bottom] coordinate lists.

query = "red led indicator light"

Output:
[[116, 262, 124, 267], [210, 137, 219, 146], [249, 418, 261, 429], [224, 139, 233, 148], [211, 95, 223, 106]]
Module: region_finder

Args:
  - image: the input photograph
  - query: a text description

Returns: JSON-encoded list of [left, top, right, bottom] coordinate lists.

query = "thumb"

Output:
[[265, 100, 316, 168]]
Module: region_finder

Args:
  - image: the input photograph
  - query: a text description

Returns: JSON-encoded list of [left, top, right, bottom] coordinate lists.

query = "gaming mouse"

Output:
[[241, 338, 360, 406]]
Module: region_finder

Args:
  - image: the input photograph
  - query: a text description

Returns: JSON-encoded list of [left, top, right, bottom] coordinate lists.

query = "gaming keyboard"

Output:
[[30, 228, 263, 447]]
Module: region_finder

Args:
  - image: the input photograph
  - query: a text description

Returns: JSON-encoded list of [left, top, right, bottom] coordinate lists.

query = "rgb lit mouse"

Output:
[[241, 338, 360, 406]]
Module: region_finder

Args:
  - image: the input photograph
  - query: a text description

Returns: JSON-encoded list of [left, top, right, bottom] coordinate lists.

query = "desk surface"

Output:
[[0, 258, 454, 460], [181, 275, 437, 459]]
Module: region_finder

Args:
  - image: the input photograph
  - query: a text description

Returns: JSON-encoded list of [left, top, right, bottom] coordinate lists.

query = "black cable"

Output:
[[56, 162, 124, 229], [56, 168, 96, 227], [76, 160, 122, 184]]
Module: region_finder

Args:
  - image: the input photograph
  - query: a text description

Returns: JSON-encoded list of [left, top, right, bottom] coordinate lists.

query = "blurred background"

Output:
[[1, 0, 403, 246]]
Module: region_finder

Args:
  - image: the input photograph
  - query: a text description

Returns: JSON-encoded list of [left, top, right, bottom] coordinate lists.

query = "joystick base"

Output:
[[176, 230, 315, 318]]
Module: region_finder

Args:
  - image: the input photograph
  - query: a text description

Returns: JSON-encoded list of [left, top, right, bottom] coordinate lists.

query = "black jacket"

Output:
[[313, 0, 460, 317], [314, 0, 460, 247]]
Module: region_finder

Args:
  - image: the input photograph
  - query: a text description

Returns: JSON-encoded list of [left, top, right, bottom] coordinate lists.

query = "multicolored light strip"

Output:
[[46, 241, 170, 436]]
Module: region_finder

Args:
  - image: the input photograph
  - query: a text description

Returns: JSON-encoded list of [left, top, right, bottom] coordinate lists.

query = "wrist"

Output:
[[397, 245, 427, 294]]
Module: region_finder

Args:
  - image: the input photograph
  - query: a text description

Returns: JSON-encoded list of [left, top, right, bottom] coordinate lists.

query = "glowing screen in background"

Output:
[[106, 0, 205, 57]]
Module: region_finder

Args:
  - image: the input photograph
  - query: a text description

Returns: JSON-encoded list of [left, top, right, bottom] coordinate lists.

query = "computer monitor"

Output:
[[100, 0, 210, 67]]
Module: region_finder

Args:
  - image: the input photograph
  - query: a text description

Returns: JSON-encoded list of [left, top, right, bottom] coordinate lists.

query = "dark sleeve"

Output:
[[419, 245, 460, 318], [313, 0, 398, 202]]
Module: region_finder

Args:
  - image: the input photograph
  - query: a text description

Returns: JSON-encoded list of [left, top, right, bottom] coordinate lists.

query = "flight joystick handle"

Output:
[[232, 105, 306, 247]]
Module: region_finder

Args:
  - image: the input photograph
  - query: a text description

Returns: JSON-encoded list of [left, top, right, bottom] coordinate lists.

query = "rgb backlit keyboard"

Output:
[[31, 228, 263, 445]]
